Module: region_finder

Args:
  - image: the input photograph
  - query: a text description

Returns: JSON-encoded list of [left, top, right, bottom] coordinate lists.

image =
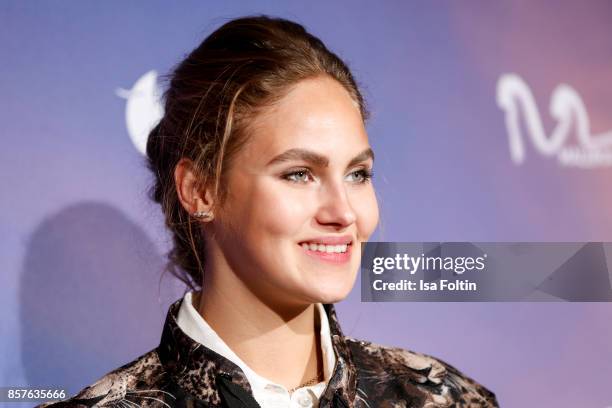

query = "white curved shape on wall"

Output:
[[116, 70, 164, 156], [496, 73, 612, 167], [496, 74, 569, 164]]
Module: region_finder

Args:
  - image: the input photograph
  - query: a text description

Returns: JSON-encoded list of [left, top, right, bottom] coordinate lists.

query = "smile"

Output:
[[298, 241, 352, 264], [300, 243, 348, 253]]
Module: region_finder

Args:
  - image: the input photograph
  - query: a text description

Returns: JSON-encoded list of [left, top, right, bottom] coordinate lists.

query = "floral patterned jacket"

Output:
[[36, 298, 499, 407]]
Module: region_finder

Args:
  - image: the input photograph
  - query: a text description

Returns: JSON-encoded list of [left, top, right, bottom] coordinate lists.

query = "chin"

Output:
[[314, 291, 349, 305], [305, 278, 355, 304]]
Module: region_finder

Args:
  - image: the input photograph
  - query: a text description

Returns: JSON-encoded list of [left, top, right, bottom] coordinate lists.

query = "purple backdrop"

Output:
[[2, 1, 612, 407]]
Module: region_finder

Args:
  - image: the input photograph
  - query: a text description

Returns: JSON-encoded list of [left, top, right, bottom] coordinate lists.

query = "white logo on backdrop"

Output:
[[116, 70, 164, 156], [496, 73, 612, 167]]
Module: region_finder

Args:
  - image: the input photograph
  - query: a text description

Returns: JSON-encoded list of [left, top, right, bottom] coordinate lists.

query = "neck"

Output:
[[195, 272, 323, 390]]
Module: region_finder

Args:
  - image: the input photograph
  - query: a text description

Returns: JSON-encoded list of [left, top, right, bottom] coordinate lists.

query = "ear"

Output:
[[174, 158, 214, 216]]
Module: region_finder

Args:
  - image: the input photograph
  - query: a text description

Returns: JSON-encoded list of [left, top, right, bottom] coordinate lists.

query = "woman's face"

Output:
[[213, 76, 379, 308]]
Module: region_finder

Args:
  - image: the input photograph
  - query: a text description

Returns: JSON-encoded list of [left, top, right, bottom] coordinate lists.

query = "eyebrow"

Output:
[[267, 147, 375, 168]]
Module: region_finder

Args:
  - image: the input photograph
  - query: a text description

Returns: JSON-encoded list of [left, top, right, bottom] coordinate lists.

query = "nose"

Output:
[[315, 180, 357, 229]]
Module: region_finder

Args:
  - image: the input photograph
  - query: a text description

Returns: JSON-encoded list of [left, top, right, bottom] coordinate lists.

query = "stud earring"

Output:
[[192, 210, 213, 220]]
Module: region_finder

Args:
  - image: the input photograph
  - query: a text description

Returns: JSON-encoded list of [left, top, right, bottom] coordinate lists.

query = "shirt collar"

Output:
[[175, 291, 337, 405], [157, 295, 356, 407]]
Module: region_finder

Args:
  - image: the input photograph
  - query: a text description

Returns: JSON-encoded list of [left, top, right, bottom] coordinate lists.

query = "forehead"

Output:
[[243, 76, 369, 161]]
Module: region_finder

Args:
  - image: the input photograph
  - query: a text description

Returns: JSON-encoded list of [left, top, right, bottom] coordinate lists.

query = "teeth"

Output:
[[301, 242, 349, 253]]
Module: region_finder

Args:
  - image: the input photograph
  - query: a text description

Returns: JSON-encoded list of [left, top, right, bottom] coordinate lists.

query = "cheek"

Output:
[[353, 188, 379, 239], [242, 181, 314, 238]]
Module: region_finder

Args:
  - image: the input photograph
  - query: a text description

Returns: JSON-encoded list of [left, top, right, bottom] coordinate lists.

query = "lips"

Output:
[[301, 242, 349, 253], [298, 235, 353, 245], [298, 235, 353, 264]]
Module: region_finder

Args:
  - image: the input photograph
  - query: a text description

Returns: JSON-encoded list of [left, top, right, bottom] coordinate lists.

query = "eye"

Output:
[[282, 168, 314, 184], [346, 168, 373, 184]]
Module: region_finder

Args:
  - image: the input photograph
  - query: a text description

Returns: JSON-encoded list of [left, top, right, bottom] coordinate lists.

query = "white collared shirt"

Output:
[[176, 291, 336, 408]]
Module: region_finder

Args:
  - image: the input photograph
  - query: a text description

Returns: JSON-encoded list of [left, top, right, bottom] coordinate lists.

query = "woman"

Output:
[[39, 15, 498, 408]]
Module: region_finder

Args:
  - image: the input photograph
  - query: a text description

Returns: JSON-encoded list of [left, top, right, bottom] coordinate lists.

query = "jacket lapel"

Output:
[[316, 304, 356, 408]]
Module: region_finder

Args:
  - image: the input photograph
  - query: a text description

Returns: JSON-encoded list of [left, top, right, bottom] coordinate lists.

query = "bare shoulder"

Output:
[[35, 349, 166, 408], [346, 337, 499, 407]]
